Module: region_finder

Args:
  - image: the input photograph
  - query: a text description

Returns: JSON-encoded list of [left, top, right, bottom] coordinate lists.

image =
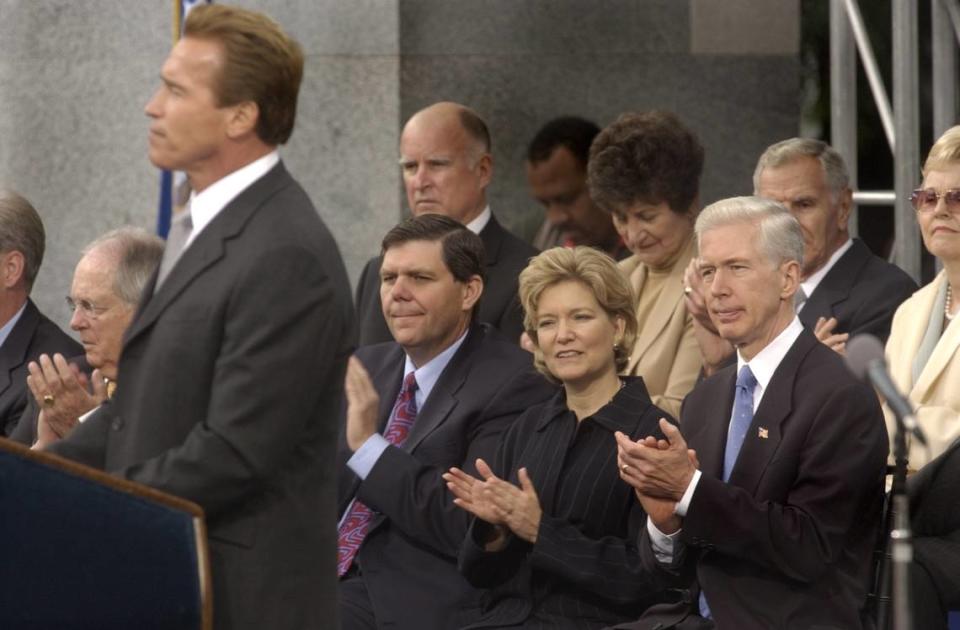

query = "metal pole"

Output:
[[843, 0, 897, 152], [853, 191, 897, 205], [933, 0, 958, 138], [831, 0, 859, 237], [893, 0, 922, 283]]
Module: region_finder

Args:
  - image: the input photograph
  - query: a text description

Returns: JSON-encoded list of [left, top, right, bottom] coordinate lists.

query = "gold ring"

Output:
[[621, 463, 629, 472], [43, 394, 55, 406], [683, 286, 693, 295]]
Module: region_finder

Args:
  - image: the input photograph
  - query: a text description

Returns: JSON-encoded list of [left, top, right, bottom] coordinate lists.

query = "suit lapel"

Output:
[[0, 300, 40, 396], [912, 311, 960, 401], [691, 368, 737, 480], [124, 162, 291, 347], [371, 347, 405, 433], [728, 331, 816, 494], [798, 240, 868, 328], [479, 214, 504, 268], [403, 328, 482, 453]]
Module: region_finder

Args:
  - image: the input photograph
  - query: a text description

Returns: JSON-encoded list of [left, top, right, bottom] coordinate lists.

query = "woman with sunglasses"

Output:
[[884, 124, 960, 629]]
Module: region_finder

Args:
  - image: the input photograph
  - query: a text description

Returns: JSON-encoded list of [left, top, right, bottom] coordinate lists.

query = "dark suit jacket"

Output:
[[905, 437, 960, 628], [9, 355, 90, 445], [0, 299, 81, 437], [354, 214, 536, 346], [337, 323, 555, 629], [636, 329, 889, 629], [459, 377, 674, 629], [799, 239, 917, 343], [48, 162, 355, 630]]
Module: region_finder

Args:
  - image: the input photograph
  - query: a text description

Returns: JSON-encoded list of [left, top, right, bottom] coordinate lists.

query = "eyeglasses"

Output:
[[909, 188, 960, 214], [65, 296, 111, 320]]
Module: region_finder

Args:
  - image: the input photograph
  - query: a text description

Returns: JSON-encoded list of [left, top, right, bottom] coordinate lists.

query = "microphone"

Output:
[[845, 334, 927, 446]]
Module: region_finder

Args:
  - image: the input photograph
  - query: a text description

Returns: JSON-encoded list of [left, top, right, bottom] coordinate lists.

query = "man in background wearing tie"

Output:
[[616, 197, 888, 629], [337, 214, 553, 629], [687, 138, 917, 375], [37, 6, 354, 629]]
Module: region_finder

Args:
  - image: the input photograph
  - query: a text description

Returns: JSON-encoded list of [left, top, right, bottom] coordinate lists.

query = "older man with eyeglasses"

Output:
[[10, 228, 163, 445]]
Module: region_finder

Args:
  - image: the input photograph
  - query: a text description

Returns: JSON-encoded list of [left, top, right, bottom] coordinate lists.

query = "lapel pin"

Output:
[[758, 427, 769, 439]]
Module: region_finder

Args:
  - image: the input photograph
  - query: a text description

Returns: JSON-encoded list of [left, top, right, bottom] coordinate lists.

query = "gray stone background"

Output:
[[0, 0, 799, 336]]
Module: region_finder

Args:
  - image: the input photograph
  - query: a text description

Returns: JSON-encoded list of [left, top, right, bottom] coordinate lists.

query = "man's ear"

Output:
[[780, 259, 801, 301], [836, 187, 854, 230], [225, 101, 259, 139], [0, 250, 25, 289], [461, 274, 484, 312], [474, 153, 493, 190]]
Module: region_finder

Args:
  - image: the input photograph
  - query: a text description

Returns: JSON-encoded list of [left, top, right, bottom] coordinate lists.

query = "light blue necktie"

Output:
[[723, 365, 758, 482], [700, 364, 758, 619]]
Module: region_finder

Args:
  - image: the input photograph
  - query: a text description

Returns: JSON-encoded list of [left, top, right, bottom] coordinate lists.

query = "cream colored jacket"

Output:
[[618, 239, 701, 419], [885, 271, 960, 468]]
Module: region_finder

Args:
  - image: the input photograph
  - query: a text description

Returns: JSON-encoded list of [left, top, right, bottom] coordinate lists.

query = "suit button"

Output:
[[111, 416, 124, 431]]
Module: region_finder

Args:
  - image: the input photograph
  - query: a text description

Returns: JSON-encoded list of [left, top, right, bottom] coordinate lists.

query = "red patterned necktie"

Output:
[[337, 371, 418, 577]]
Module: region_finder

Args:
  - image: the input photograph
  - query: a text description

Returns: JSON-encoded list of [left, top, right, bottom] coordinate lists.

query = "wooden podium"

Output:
[[0, 437, 211, 629]]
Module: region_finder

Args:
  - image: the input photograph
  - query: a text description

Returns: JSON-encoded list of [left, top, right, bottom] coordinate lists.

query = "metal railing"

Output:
[[830, 0, 959, 282]]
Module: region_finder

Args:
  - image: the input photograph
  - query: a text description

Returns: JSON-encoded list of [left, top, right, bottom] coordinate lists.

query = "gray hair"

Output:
[[0, 189, 45, 291], [695, 196, 804, 267], [752, 137, 850, 198], [82, 227, 164, 305]]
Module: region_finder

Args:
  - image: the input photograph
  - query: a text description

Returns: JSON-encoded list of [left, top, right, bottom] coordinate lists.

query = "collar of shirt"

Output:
[[0, 301, 28, 348], [402, 328, 469, 409], [183, 150, 281, 249], [464, 205, 492, 234], [800, 238, 853, 300], [736, 316, 803, 411], [536, 376, 650, 434]]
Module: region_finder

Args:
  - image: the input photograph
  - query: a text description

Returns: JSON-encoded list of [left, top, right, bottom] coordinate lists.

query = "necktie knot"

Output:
[[402, 371, 418, 396], [736, 365, 757, 392]]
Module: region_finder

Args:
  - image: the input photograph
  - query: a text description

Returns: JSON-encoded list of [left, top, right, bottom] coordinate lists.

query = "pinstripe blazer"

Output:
[[459, 377, 675, 629]]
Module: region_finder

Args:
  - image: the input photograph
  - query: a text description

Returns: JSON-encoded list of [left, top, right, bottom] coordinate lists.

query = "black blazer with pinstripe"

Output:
[[459, 377, 675, 630]]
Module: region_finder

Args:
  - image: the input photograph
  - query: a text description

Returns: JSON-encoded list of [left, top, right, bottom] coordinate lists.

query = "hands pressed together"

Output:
[[614, 418, 699, 535], [27, 353, 107, 448], [443, 459, 542, 550]]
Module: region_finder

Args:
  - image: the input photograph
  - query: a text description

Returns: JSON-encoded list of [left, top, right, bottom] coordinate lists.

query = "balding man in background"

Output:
[[12, 227, 163, 445], [355, 101, 537, 346], [0, 189, 81, 436]]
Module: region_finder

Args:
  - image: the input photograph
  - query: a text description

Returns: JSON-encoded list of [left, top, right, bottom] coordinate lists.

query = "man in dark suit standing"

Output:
[[355, 102, 537, 346], [36, 6, 354, 630], [616, 196, 888, 629], [338, 214, 554, 629], [0, 189, 81, 436]]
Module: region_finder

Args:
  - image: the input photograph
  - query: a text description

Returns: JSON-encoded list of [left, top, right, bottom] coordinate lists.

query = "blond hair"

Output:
[[519, 246, 637, 381]]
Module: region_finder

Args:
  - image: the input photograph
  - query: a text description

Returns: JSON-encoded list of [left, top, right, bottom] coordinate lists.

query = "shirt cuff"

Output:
[[674, 469, 702, 517], [346, 433, 389, 480], [647, 516, 683, 564]]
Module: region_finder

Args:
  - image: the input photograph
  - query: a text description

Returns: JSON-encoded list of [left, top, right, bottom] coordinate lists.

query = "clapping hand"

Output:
[[444, 458, 543, 546], [27, 353, 106, 445]]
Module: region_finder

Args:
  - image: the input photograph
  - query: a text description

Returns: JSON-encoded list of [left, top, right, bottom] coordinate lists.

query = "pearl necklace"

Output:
[[947, 283, 956, 321]]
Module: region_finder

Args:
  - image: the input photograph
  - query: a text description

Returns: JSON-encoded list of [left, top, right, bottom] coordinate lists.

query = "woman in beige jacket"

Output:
[[587, 111, 704, 419], [886, 125, 960, 469]]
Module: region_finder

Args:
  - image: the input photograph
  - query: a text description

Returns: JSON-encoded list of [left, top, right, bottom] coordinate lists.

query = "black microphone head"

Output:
[[845, 334, 885, 380]]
